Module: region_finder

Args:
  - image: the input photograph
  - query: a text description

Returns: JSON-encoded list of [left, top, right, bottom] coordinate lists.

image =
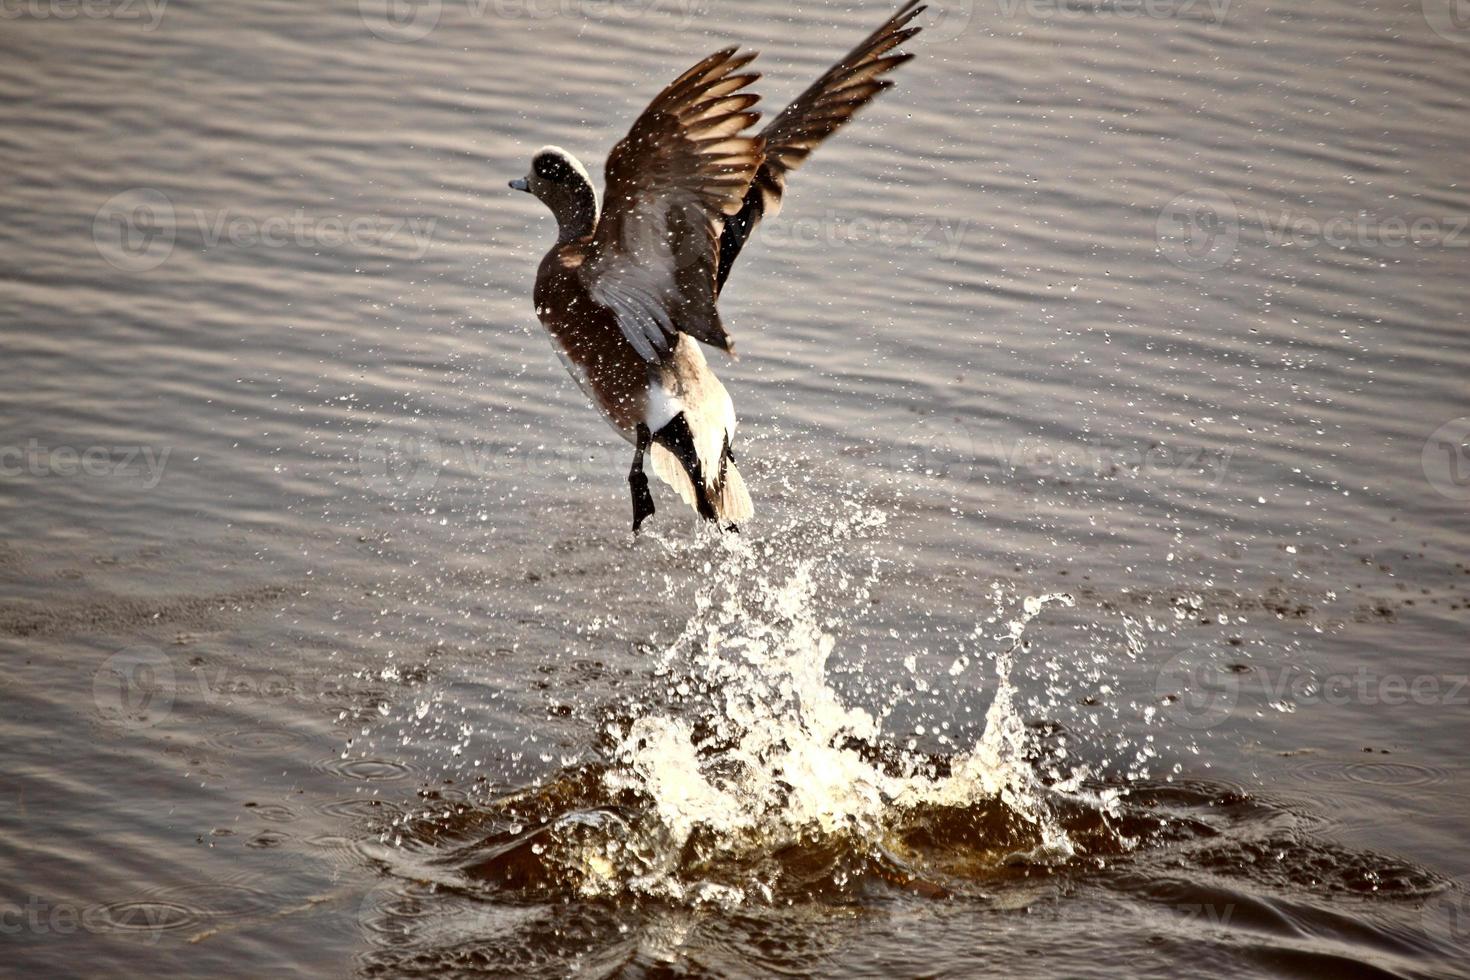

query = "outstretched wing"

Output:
[[582, 48, 764, 361], [716, 1, 925, 293]]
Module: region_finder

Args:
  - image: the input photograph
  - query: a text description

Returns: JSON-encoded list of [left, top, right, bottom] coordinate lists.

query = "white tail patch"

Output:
[[715, 457, 753, 522], [651, 444, 698, 512], [651, 445, 752, 523], [644, 334, 752, 523]]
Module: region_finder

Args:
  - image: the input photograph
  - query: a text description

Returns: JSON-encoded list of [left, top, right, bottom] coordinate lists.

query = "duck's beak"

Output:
[[508, 177, 530, 192]]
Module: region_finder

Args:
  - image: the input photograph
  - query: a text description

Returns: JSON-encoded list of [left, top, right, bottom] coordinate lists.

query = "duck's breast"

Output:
[[534, 247, 650, 437]]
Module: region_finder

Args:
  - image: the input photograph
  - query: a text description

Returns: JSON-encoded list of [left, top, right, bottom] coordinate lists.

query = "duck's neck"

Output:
[[550, 178, 599, 244]]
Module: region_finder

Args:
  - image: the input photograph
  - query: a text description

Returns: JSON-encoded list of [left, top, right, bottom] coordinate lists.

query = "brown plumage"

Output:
[[717, 0, 927, 291], [586, 48, 765, 357], [510, 2, 924, 532]]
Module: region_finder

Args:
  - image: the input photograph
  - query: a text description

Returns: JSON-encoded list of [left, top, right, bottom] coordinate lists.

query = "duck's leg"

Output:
[[653, 413, 717, 521], [719, 433, 739, 534], [629, 423, 656, 533]]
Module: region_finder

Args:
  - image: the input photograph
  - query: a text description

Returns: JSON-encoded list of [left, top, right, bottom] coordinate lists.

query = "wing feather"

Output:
[[583, 49, 765, 359], [715, 1, 925, 293]]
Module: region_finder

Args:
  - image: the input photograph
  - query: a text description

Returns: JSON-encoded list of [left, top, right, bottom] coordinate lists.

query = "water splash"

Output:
[[548, 498, 1096, 901], [345, 490, 1446, 966]]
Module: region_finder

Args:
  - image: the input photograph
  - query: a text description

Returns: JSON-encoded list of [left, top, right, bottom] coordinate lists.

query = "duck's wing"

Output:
[[715, 1, 925, 294], [582, 48, 764, 361]]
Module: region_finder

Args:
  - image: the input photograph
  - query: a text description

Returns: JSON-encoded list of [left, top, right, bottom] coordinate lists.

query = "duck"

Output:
[[510, 1, 924, 532]]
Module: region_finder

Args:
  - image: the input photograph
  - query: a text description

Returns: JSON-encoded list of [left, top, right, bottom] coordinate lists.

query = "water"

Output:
[[2, 0, 1468, 976]]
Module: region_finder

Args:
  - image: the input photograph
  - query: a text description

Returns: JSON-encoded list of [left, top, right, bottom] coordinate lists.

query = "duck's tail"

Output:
[[714, 455, 753, 524], [652, 428, 753, 527]]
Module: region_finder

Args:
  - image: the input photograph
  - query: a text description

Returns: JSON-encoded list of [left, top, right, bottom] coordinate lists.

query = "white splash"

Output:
[[602, 499, 1085, 893]]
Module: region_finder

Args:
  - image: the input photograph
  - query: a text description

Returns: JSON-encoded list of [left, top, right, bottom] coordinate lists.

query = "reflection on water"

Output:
[[2, 0, 1468, 976], [350, 499, 1450, 976]]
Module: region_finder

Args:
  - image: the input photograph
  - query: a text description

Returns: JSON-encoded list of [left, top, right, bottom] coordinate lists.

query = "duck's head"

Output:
[[510, 145, 599, 242]]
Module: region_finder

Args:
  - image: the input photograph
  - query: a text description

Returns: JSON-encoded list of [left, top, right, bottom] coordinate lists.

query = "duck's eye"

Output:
[[533, 154, 572, 183]]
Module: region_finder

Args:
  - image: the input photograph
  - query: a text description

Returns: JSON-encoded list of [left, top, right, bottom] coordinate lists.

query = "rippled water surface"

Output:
[[2, 0, 1469, 976]]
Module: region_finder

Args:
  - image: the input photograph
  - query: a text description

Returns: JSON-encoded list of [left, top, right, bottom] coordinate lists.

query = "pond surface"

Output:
[[1, 0, 1468, 975]]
